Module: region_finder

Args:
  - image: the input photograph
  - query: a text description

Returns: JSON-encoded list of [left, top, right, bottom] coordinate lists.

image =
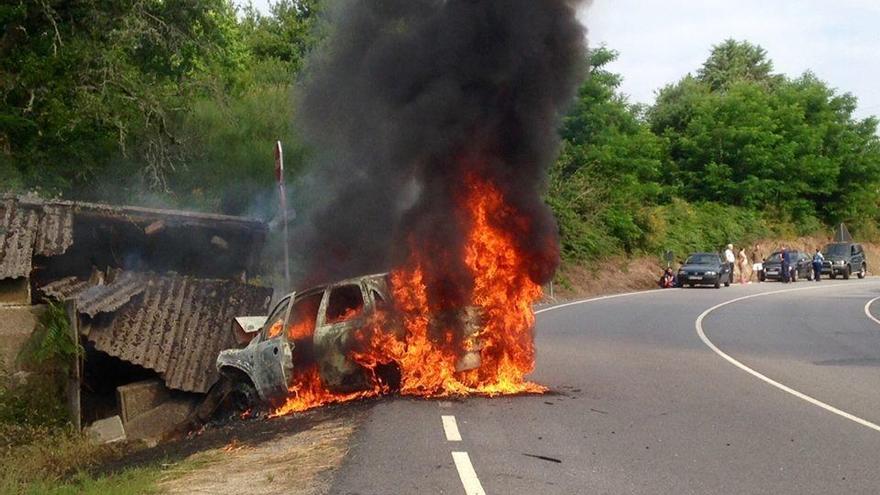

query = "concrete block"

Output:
[[0, 304, 45, 371], [117, 379, 170, 424], [86, 415, 126, 444], [124, 397, 198, 442]]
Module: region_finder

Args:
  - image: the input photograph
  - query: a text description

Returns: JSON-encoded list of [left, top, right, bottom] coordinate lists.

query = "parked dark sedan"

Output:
[[821, 242, 867, 279], [677, 253, 733, 288], [760, 250, 813, 282]]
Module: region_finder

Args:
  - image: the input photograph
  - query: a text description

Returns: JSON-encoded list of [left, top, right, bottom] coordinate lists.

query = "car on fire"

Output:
[[677, 252, 733, 288], [210, 273, 483, 411]]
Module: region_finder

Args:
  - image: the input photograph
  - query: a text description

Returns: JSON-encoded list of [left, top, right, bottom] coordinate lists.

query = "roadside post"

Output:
[[275, 141, 291, 292]]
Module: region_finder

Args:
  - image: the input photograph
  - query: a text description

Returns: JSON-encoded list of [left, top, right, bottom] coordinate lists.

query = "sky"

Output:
[[239, 1, 880, 120]]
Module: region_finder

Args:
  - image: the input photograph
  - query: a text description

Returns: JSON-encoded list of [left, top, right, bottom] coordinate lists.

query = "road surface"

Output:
[[330, 279, 880, 494]]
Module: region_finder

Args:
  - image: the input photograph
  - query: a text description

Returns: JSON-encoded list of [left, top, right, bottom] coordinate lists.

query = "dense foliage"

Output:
[[552, 41, 880, 262], [1, 3, 878, 259]]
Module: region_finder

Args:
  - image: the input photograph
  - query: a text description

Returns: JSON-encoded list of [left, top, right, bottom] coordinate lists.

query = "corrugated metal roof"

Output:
[[0, 200, 39, 279], [41, 276, 93, 301], [0, 200, 74, 280], [35, 205, 74, 256], [75, 271, 148, 317], [41, 272, 273, 393]]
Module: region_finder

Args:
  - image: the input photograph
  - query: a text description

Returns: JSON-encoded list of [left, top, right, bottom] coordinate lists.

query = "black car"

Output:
[[677, 253, 733, 288], [821, 242, 867, 279], [760, 250, 813, 282]]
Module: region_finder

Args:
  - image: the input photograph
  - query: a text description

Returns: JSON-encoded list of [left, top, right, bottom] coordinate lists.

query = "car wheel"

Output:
[[714, 279, 721, 289], [858, 264, 867, 279], [844, 266, 851, 280], [830, 273, 837, 279], [688, 283, 695, 288], [759, 272, 765, 282], [224, 379, 258, 415], [807, 269, 814, 281], [791, 270, 798, 283]]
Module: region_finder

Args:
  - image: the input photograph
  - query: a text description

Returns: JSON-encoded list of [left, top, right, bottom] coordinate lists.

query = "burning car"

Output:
[[212, 273, 483, 411]]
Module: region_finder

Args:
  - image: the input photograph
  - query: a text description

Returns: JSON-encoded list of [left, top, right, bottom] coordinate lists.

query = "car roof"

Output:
[[688, 252, 718, 257], [279, 272, 390, 300]]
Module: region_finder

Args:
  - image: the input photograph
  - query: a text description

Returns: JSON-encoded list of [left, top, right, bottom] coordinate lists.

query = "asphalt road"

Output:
[[330, 279, 880, 494]]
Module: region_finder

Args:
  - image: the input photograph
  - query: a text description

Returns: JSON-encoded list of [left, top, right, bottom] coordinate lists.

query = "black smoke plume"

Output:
[[291, 0, 588, 297]]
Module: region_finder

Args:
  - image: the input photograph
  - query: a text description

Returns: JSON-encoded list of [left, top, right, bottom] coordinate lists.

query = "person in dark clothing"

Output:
[[781, 246, 792, 283], [659, 267, 676, 288], [812, 248, 825, 282]]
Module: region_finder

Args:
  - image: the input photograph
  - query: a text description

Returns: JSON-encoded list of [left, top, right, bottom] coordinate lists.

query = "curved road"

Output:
[[331, 279, 880, 494]]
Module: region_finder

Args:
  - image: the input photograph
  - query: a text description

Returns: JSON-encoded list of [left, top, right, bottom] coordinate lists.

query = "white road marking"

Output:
[[535, 288, 674, 315], [696, 282, 880, 433], [864, 296, 880, 326], [452, 451, 487, 495], [442, 415, 462, 441]]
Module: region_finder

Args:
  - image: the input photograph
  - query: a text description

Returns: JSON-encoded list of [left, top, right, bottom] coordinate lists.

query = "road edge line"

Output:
[[535, 288, 673, 315], [864, 296, 880, 326], [695, 282, 880, 433]]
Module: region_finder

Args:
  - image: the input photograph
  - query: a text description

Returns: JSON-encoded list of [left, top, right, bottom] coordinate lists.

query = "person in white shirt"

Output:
[[724, 244, 736, 281]]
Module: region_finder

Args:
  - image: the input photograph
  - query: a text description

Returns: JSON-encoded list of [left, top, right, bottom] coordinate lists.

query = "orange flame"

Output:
[[271, 173, 546, 416]]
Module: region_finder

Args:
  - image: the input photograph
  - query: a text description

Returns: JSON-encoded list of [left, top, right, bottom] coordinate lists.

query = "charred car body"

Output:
[[213, 273, 482, 408]]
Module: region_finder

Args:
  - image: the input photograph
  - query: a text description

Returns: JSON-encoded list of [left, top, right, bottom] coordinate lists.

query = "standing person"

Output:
[[781, 246, 792, 283], [750, 243, 764, 282], [724, 244, 736, 284], [812, 248, 825, 282], [737, 247, 750, 284]]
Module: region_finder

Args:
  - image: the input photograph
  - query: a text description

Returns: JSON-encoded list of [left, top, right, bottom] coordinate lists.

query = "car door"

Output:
[[313, 282, 370, 391], [853, 244, 864, 267], [253, 296, 295, 400]]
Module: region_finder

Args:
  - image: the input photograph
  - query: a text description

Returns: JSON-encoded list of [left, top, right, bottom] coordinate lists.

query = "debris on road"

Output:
[[522, 453, 562, 464]]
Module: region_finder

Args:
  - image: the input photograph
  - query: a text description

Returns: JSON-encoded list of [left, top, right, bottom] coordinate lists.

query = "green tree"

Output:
[[697, 39, 779, 91], [650, 41, 880, 233], [0, 0, 246, 195], [549, 47, 667, 258]]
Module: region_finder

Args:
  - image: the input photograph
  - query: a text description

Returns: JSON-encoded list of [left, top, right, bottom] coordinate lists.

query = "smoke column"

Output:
[[291, 0, 588, 292]]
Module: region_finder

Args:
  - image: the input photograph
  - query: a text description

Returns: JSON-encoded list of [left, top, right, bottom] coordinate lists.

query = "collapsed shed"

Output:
[[0, 196, 273, 436]]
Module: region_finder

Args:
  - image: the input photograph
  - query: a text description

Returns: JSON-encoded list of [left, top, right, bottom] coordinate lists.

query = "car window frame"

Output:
[[261, 296, 292, 340], [318, 282, 368, 327]]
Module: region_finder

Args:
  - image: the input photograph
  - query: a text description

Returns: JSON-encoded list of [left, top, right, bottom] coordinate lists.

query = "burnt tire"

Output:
[[224, 379, 258, 414]]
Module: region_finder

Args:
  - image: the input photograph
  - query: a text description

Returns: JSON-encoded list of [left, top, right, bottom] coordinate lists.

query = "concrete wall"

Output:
[[0, 304, 45, 371]]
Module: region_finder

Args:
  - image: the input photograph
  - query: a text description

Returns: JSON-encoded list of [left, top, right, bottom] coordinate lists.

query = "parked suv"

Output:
[[821, 242, 867, 279]]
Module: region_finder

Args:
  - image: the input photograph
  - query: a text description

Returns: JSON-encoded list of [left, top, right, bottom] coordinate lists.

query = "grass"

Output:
[[0, 425, 218, 495]]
